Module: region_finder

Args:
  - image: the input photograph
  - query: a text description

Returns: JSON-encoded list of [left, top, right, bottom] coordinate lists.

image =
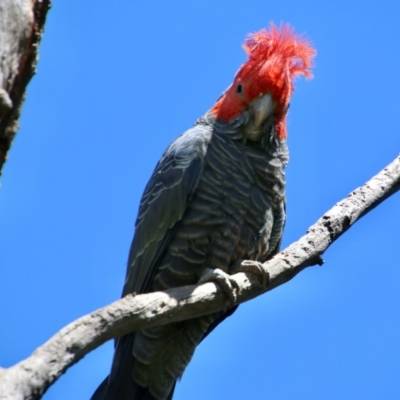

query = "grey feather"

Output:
[[91, 109, 288, 400], [123, 125, 211, 296]]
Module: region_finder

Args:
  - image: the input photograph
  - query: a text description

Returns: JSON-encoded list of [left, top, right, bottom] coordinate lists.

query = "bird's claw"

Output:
[[198, 268, 239, 304], [231, 260, 269, 287]]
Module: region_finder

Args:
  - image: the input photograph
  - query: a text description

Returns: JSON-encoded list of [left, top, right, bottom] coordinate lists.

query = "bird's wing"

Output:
[[122, 124, 211, 296], [91, 126, 211, 400]]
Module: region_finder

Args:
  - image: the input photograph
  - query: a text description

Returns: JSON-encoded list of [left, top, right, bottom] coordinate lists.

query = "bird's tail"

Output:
[[90, 333, 176, 400]]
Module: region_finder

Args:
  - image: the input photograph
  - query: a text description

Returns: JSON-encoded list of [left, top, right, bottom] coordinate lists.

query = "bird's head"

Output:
[[211, 23, 315, 140]]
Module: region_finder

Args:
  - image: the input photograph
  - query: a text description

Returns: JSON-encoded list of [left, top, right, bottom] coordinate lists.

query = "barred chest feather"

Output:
[[152, 122, 287, 292]]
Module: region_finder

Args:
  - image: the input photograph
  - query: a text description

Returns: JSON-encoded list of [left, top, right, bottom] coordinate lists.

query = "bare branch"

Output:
[[1, 155, 399, 399], [0, 0, 50, 174]]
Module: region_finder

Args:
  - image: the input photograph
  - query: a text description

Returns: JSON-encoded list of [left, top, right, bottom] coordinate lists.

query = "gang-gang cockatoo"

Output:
[[92, 23, 315, 400]]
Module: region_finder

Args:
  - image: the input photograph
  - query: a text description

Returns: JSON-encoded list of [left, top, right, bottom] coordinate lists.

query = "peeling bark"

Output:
[[0, 0, 50, 174], [0, 155, 399, 400]]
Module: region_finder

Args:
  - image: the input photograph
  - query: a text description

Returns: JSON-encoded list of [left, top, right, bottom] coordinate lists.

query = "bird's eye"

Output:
[[236, 84, 243, 94]]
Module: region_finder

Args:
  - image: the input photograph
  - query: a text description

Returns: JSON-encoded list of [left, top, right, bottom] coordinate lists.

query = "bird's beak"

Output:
[[250, 93, 275, 127]]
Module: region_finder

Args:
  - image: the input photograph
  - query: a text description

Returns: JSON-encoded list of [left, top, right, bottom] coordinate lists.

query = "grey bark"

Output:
[[0, 155, 399, 400], [0, 0, 50, 174]]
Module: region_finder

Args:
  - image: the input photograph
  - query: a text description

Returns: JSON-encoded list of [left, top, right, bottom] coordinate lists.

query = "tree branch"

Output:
[[0, 0, 50, 175], [1, 155, 399, 399]]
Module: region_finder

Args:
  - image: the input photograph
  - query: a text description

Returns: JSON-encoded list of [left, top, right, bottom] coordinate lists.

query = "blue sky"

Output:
[[1, 1, 400, 399]]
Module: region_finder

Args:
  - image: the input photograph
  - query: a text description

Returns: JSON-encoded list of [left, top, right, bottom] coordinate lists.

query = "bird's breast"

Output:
[[152, 131, 286, 291]]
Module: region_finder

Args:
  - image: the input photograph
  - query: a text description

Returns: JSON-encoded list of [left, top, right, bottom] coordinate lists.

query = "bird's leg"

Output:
[[198, 268, 239, 304], [230, 259, 270, 288]]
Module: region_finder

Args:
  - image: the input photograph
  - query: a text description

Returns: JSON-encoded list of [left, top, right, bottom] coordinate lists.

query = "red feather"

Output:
[[212, 23, 315, 138]]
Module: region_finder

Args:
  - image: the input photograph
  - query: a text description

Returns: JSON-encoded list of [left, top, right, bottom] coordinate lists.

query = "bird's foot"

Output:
[[231, 260, 269, 288], [198, 268, 239, 304]]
